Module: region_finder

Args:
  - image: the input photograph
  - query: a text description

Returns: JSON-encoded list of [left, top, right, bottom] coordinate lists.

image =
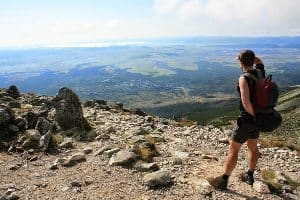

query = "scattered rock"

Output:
[[59, 140, 74, 149], [29, 156, 38, 162], [22, 129, 41, 149], [108, 150, 137, 166], [253, 181, 271, 194], [84, 176, 94, 186], [61, 186, 70, 192], [143, 170, 173, 189], [8, 163, 22, 171], [6, 192, 19, 200], [39, 129, 53, 151], [62, 152, 86, 167], [49, 163, 58, 170], [191, 177, 214, 195], [103, 148, 121, 157], [201, 154, 218, 161], [70, 181, 82, 187], [134, 162, 159, 172], [23, 111, 39, 129], [83, 147, 93, 154], [35, 117, 51, 135], [93, 146, 112, 156]]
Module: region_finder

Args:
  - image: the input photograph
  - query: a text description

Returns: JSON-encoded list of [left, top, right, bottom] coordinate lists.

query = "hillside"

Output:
[[0, 86, 299, 200], [259, 87, 300, 151]]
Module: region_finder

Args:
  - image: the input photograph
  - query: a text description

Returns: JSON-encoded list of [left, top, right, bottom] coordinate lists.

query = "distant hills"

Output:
[[0, 37, 300, 120]]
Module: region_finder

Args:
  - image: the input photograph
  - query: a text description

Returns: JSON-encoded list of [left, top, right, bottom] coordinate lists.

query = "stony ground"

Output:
[[1, 105, 300, 200]]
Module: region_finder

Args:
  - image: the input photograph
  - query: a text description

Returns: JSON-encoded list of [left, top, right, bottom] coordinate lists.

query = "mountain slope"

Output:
[[259, 87, 300, 150]]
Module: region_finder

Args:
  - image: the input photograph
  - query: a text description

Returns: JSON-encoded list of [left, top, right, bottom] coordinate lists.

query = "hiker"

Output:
[[212, 50, 265, 190]]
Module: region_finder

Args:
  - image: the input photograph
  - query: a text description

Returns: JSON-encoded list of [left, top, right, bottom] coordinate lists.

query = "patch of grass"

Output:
[[131, 134, 159, 162], [176, 117, 197, 127], [261, 169, 282, 194], [284, 174, 300, 190], [259, 137, 300, 152], [49, 133, 64, 147]]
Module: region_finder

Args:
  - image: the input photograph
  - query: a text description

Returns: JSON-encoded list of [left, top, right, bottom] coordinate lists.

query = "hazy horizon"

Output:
[[1, 0, 300, 47]]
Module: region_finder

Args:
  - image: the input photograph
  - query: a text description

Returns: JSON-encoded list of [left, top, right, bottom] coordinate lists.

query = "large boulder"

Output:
[[0, 105, 15, 138], [0, 104, 14, 125], [52, 87, 91, 131], [7, 85, 21, 99]]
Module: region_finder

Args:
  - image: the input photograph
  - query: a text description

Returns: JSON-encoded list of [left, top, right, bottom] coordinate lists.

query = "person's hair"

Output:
[[238, 50, 255, 67]]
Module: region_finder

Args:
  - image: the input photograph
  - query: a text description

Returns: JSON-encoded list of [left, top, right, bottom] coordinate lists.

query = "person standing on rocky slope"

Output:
[[210, 50, 265, 190]]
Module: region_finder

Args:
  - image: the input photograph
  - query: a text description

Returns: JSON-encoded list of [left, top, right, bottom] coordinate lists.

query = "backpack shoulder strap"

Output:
[[243, 72, 258, 82], [255, 68, 264, 79]]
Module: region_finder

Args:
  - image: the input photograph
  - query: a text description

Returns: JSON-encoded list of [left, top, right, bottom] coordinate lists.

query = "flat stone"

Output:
[[143, 170, 173, 188], [62, 153, 86, 167], [93, 146, 112, 156], [108, 150, 137, 166], [191, 178, 214, 195], [134, 162, 159, 172], [59, 141, 74, 149], [70, 181, 82, 187], [103, 148, 121, 157]]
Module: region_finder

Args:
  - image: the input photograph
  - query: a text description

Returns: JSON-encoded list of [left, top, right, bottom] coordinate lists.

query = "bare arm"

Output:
[[239, 76, 255, 116]]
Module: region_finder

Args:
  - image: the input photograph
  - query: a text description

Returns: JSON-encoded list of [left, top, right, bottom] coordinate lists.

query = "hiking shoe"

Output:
[[207, 175, 228, 190], [239, 172, 254, 185]]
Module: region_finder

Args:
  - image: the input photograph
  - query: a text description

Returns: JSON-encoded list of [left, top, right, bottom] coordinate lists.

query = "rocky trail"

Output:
[[0, 86, 299, 200]]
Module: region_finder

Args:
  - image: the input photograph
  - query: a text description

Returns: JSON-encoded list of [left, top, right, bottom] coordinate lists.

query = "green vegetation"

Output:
[[261, 169, 282, 194], [259, 87, 300, 151], [49, 133, 64, 147], [261, 169, 300, 194]]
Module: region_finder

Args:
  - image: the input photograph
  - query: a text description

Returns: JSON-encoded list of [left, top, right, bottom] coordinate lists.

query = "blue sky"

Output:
[[1, 0, 300, 47]]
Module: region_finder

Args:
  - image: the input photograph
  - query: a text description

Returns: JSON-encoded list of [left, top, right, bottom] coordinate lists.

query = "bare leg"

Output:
[[224, 140, 242, 175], [246, 139, 259, 171]]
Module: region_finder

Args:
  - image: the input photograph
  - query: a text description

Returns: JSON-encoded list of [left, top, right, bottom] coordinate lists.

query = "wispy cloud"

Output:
[[153, 0, 182, 15], [154, 0, 300, 35], [104, 19, 121, 29]]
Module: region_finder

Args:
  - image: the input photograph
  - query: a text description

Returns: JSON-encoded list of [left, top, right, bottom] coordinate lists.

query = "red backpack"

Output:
[[244, 69, 279, 109], [244, 69, 282, 132]]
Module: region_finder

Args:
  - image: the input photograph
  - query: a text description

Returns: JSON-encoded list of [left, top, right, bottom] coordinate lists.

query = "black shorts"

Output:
[[229, 116, 259, 144]]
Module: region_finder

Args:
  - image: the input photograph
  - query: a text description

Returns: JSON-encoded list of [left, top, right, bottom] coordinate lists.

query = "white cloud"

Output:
[[156, 0, 300, 35], [154, 0, 182, 15], [104, 19, 121, 29], [179, 0, 204, 19]]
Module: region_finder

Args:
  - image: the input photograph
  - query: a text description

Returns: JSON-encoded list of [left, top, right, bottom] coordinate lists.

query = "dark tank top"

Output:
[[236, 63, 265, 117]]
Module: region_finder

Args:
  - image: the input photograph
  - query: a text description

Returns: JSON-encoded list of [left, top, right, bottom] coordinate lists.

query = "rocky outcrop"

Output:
[[52, 87, 91, 131], [1, 86, 299, 199], [0, 86, 92, 152], [7, 85, 21, 99]]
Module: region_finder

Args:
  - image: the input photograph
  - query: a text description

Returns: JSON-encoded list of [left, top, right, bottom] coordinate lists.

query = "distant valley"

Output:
[[1, 37, 300, 124]]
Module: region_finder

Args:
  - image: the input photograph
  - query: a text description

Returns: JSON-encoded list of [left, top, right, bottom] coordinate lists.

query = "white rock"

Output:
[[253, 181, 270, 194], [191, 177, 214, 195], [108, 150, 137, 166]]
